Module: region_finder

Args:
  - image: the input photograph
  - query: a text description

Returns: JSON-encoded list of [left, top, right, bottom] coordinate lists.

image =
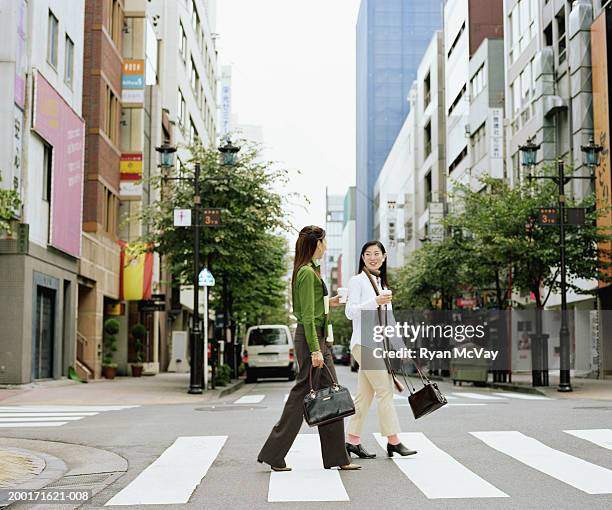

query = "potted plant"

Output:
[[130, 323, 146, 377], [102, 318, 119, 379]]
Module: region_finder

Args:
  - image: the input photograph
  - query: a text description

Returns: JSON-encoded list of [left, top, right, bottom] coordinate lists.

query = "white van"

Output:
[[242, 325, 296, 383]]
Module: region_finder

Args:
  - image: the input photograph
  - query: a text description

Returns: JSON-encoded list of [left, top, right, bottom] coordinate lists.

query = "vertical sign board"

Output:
[[32, 72, 85, 258], [592, 11, 612, 286], [122, 59, 145, 104], [489, 108, 504, 178]]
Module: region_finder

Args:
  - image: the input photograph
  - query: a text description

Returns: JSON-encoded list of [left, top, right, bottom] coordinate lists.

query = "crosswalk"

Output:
[[242, 390, 553, 406], [101, 428, 612, 505], [0, 405, 139, 428]]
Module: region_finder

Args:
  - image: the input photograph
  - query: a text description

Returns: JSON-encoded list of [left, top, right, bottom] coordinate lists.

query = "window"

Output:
[[177, 90, 186, 126], [470, 123, 486, 164], [105, 0, 121, 48], [43, 143, 53, 202], [103, 187, 117, 235], [519, 0, 529, 52], [544, 22, 553, 47], [449, 146, 468, 173], [191, 56, 199, 99], [424, 121, 432, 158], [448, 84, 466, 115], [104, 85, 119, 145], [47, 10, 59, 68], [447, 22, 465, 59], [179, 23, 187, 61], [189, 117, 198, 143], [192, 0, 200, 33], [424, 171, 432, 205], [423, 72, 431, 109], [557, 9, 566, 64], [64, 35, 74, 87], [470, 65, 485, 99]]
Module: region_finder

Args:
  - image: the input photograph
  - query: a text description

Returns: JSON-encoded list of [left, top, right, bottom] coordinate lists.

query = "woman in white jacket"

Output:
[[344, 241, 417, 459]]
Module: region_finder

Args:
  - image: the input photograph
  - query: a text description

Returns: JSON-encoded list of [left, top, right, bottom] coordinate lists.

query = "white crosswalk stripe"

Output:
[[564, 429, 612, 451], [234, 394, 265, 404], [105, 436, 227, 506], [452, 392, 507, 400], [374, 432, 508, 499], [0, 405, 138, 428], [471, 431, 612, 494], [268, 434, 349, 502], [491, 392, 552, 400]]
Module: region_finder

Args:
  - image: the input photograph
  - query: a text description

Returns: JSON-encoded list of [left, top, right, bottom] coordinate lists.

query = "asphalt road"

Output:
[[3, 366, 612, 510]]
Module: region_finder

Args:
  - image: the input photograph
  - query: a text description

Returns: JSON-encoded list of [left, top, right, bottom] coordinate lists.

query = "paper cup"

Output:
[[337, 287, 348, 303]]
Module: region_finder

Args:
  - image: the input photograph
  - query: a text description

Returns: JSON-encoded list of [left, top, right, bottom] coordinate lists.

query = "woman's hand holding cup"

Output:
[[376, 289, 392, 306]]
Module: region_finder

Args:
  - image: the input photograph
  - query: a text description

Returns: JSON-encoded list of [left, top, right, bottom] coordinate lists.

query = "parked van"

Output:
[[242, 325, 296, 383]]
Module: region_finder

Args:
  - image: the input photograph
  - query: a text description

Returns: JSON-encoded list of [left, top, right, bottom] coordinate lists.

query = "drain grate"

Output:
[[195, 405, 267, 412], [46, 473, 115, 488]]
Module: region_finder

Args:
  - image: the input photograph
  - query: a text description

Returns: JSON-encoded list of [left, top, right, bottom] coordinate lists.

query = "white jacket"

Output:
[[345, 271, 392, 349]]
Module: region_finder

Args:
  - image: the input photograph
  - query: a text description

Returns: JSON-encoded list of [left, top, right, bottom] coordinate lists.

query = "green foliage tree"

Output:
[[328, 307, 352, 345], [444, 174, 612, 309], [136, 139, 297, 329], [103, 319, 120, 367], [0, 175, 21, 235]]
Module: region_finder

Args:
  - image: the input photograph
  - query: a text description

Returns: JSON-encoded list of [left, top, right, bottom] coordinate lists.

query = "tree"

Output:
[[444, 174, 612, 309], [391, 236, 468, 309], [136, 139, 298, 330], [0, 175, 21, 235]]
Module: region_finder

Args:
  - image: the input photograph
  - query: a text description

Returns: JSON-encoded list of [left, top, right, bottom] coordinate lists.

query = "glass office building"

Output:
[[356, 0, 443, 255]]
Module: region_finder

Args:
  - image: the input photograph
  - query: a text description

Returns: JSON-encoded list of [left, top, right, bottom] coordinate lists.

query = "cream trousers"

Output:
[[347, 344, 401, 437]]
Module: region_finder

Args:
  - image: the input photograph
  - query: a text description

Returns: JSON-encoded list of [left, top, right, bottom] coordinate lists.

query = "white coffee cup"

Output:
[[380, 289, 392, 297], [337, 287, 348, 304]]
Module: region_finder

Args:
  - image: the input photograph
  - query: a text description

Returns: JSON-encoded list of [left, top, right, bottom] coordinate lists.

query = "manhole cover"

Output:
[[195, 405, 267, 412], [573, 406, 612, 410], [46, 473, 114, 488]]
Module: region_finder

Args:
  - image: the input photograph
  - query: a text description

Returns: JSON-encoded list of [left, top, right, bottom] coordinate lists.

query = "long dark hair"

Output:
[[358, 240, 389, 289], [291, 225, 326, 296]]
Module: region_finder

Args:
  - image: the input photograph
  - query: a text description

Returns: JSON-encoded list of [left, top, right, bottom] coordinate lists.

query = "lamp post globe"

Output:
[[155, 143, 177, 169], [581, 137, 603, 169], [518, 137, 540, 169], [218, 138, 240, 166]]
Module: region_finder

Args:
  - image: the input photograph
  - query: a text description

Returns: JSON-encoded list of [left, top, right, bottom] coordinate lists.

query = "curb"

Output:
[[216, 379, 245, 398], [0, 438, 127, 510], [0, 447, 67, 508]]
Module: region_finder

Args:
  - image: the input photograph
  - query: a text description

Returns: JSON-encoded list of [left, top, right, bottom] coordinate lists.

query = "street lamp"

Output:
[[581, 137, 603, 169], [519, 136, 602, 392], [156, 142, 177, 170], [216, 138, 240, 379], [518, 137, 541, 171], [156, 143, 203, 394], [218, 138, 240, 166]]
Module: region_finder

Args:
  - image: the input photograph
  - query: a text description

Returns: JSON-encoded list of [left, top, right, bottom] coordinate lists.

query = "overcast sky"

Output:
[[216, 0, 360, 235]]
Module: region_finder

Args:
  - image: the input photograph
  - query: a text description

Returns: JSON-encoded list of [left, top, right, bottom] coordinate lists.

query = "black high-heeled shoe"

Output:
[[258, 458, 292, 471], [387, 442, 417, 457], [346, 442, 376, 459]]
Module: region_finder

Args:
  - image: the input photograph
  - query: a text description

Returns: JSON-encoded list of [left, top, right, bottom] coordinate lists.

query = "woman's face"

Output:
[[362, 244, 385, 271], [313, 237, 327, 259]]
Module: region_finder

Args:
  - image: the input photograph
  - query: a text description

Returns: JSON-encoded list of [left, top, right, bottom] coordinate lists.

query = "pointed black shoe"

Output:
[[387, 442, 417, 457], [346, 442, 376, 459], [258, 458, 291, 471]]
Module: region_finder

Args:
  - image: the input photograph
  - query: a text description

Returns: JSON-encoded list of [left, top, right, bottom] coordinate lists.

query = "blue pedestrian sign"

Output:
[[198, 268, 215, 287]]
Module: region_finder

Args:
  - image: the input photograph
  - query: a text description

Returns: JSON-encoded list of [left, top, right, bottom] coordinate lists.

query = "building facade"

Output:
[[324, 190, 344, 294], [340, 187, 357, 286], [0, 0, 86, 383], [356, 0, 443, 259]]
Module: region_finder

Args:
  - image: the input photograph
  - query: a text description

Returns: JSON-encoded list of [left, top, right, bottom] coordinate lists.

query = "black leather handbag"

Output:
[[303, 364, 355, 427], [405, 367, 448, 419]]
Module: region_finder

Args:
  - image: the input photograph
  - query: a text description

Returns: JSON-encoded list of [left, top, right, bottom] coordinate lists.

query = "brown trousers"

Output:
[[257, 324, 351, 469]]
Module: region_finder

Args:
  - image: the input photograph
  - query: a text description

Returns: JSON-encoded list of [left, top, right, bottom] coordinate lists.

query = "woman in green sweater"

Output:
[[257, 225, 361, 472]]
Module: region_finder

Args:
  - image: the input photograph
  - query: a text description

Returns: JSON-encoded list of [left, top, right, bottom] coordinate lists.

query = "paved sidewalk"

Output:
[[494, 372, 612, 400], [0, 373, 245, 406]]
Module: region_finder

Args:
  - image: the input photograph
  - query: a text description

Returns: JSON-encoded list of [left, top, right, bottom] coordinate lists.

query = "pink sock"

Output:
[[347, 434, 361, 445], [387, 434, 400, 445]]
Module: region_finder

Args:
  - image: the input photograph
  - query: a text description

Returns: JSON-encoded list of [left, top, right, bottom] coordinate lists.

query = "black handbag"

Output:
[[303, 364, 355, 427], [404, 365, 448, 419]]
